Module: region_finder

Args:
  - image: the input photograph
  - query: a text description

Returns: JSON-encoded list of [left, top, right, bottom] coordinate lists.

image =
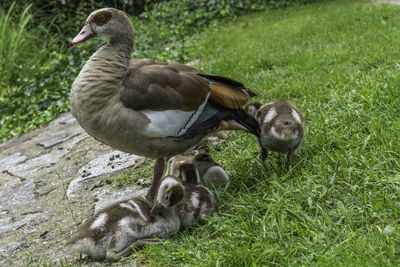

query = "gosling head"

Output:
[[71, 8, 133, 46], [177, 163, 200, 185], [150, 176, 184, 217], [192, 153, 219, 177], [166, 155, 191, 177], [248, 100, 304, 142], [245, 102, 263, 118], [265, 101, 303, 142]]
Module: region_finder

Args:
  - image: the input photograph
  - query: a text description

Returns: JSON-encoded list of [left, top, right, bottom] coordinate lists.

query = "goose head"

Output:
[[272, 116, 300, 141], [71, 8, 133, 46], [245, 102, 263, 118], [150, 176, 184, 216]]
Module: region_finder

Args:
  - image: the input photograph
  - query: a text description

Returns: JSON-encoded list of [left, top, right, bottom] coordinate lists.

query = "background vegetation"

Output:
[[0, 0, 305, 142]]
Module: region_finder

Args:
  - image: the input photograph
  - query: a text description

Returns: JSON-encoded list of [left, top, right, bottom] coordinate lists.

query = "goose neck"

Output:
[[109, 34, 134, 57]]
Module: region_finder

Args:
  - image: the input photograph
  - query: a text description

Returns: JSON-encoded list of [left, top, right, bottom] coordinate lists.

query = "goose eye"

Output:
[[94, 13, 109, 25]]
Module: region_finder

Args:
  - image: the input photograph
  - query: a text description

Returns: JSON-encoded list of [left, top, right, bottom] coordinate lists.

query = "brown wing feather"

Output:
[[121, 59, 253, 111], [196, 72, 256, 109], [197, 73, 244, 87], [209, 83, 252, 109], [121, 60, 209, 111]]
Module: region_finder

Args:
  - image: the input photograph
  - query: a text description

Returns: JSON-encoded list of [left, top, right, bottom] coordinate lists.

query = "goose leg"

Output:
[[286, 149, 295, 166], [260, 148, 268, 161], [147, 158, 165, 201]]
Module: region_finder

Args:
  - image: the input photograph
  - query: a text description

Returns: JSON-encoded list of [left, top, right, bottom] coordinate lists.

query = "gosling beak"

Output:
[[71, 23, 96, 46], [150, 202, 165, 217]]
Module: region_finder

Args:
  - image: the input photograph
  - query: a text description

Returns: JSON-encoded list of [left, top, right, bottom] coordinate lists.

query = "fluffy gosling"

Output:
[[176, 163, 217, 227], [246, 100, 305, 165], [65, 176, 184, 262]]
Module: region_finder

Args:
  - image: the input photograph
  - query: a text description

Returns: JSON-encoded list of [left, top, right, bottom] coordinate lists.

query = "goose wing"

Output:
[[121, 59, 209, 112], [120, 59, 257, 138]]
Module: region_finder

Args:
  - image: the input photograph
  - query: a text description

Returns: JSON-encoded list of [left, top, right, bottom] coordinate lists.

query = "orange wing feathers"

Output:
[[209, 83, 252, 109]]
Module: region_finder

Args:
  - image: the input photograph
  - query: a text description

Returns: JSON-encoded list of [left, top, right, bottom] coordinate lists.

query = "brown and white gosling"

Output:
[[167, 153, 229, 187], [65, 176, 184, 262], [245, 101, 305, 165], [158, 163, 217, 228]]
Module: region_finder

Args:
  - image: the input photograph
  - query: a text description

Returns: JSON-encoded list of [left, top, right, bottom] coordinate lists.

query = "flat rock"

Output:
[[48, 112, 76, 126], [0, 241, 23, 265], [0, 153, 28, 173], [37, 128, 84, 149], [0, 213, 39, 236], [66, 151, 145, 198], [6, 134, 87, 178], [0, 180, 35, 212]]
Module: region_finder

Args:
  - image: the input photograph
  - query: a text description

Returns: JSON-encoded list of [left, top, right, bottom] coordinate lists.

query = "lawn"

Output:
[[22, 0, 400, 265], [122, 0, 400, 266]]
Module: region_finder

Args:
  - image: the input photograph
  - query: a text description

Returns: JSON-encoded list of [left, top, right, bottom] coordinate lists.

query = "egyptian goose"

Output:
[[65, 176, 184, 262], [70, 8, 259, 200], [245, 101, 305, 165]]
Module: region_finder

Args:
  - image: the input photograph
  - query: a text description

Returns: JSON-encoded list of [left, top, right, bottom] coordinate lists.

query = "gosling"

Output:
[[167, 153, 229, 187], [192, 153, 229, 186], [245, 100, 305, 165], [65, 176, 184, 262], [176, 163, 218, 227]]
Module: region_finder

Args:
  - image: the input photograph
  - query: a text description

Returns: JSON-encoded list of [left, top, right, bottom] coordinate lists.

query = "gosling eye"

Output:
[[99, 15, 106, 22]]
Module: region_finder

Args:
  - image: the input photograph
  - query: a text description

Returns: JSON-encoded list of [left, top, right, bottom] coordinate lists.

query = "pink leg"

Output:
[[147, 158, 165, 201]]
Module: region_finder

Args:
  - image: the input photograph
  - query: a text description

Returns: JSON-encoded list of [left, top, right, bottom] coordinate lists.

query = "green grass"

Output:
[[110, 159, 155, 188], [0, 3, 60, 92], [13, 0, 400, 265], [121, 0, 400, 266], [0, 3, 34, 90]]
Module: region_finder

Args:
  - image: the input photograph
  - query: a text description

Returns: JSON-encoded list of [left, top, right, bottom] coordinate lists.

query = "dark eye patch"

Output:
[[92, 11, 112, 26], [168, 186, 184, 207]]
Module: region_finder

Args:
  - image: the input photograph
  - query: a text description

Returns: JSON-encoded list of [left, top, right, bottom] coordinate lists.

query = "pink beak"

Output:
[[71, 23, 96, 46]]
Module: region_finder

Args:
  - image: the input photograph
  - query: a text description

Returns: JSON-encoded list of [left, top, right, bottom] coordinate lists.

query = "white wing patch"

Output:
[[120, 202, 137, 213], [190, 192, 200, 208], [129, 200, 148, 222], [90, 213, 107, 229], [141, 93, 210, 138], [263, 108, 277, 124], [291, 109, 302, 124]]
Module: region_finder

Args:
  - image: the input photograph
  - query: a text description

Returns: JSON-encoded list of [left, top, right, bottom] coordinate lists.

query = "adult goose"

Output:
[[70, 8, 259, 201]]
